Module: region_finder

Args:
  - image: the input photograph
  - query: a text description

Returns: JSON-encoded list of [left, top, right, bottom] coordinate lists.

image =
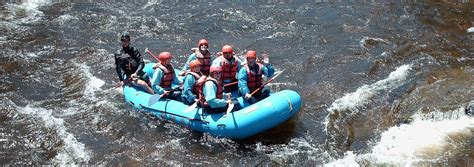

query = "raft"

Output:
[[123, 63, 302, 139]]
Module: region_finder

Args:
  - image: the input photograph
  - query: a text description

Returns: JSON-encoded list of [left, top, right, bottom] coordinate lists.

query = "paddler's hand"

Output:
[[119, 79, 131, 87], [163, 90, 170, 96], [216, 52, 223, 57], [178, 71, 186, 76], [262, 52, 269, 65], [130, 73, 138, 79], [226, 93, 232, 100], [191, 47, 199, 52], [244, 93, 252, 100]]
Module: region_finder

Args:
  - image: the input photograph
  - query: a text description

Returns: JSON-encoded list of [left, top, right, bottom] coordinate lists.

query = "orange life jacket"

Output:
[[186, 72, 205, 95], [218, 56, 238, 82], [158, 64, 175, 89], [199, 77, 223, 107], [244, 63, 263, 92], [197, 51, 211, 76]]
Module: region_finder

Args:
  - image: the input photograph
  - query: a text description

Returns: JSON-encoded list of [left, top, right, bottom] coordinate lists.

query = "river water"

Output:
[[1, 0, 473, 166]]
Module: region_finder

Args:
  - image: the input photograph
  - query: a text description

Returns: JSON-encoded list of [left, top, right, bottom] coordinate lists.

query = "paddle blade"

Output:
[[224, 103, 234, 118], [184, 102, 198, 112], [148, 94, 162, 106]]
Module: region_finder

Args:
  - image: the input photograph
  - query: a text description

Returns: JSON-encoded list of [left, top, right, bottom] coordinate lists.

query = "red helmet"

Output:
[[189, 60, 202, 69], [159, 52, 172, 61], [209, 66, 222, 73], [222, 45, 233, 53], [246, 50, 256, 58], [198, 39, 208, 46]]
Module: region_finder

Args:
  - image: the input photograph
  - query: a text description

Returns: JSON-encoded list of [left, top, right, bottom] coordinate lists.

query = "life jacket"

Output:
[[186, 71, 206, 95], [158, 64, 175, 89], [197, 51, 211, 76], [244, 63, 264, 92], [218, 56, 239, 82], [199, 77, 223, 108]]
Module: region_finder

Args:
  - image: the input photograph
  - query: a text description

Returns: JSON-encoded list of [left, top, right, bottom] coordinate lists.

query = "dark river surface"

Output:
[[1, 0, 473, 166]]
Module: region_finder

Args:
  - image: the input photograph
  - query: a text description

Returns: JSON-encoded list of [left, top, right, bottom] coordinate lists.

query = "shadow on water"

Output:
[[236, 117, 298, 145]]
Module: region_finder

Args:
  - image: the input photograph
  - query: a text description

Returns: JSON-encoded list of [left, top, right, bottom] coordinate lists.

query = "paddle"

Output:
[[147, 86, 181, 106], [223, 81, 238, 87], [224, 102, 234, 118], [114, 77, 133, 88], [184, 101, 198, 112], [144, 48, 161, 63], [249, 69, 286, 97]]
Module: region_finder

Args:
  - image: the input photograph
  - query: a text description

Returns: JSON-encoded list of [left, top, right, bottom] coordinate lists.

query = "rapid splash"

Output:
[[17, 105, 91, 165], [325, 107, 474, 166], [325, 64, 413, 129]]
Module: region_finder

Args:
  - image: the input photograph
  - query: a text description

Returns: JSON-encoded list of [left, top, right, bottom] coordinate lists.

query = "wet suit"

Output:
[[115, 46, 149, 83]]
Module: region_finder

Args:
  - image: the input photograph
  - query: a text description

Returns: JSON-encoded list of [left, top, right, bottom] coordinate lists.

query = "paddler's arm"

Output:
[[237, 67, 250, 95], [262, 63, 275, 78], [182, 75, 196, 102], [151, 69, 165, 94], [133, 47, 145, 74], [114, 55, 125, 81], [204, 81, 228, 108]]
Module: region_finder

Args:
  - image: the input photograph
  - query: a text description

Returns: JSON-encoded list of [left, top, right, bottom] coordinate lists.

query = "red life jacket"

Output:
[[186, 71, 204, 95], [158, 64, 175, 89], [218, 56, 239, 82], [244, 63, 263, 92], [197, 51, 211, 76], [199, 77, 223, 107]]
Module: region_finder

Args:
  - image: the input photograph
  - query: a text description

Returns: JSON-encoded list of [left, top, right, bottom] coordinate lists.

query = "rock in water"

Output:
[[466, 101, 474, 116]]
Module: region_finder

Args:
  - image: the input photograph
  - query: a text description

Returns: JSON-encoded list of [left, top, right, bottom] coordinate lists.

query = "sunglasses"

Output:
[[121, 38, 130, 42], [223, 52, 232, 55]]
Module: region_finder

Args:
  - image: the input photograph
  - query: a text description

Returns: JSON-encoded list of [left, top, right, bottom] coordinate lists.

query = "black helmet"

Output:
[[120, 32, 130, 41]]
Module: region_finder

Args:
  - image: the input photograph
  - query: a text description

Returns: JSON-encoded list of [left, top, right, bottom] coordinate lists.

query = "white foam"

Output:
[[263, 32, 288, 39], [327, 64, 412, 114], [21, 0, 52, 9], [5, 0, 52, 24], [368, 109, 473, 164], [2, 0, 52, 42], [18, 106, 91, 165], [360, 36, 389, 48], [324, 151, 359, 167], [26, 52, 39, 57], [21, 46, 54, 59], [256, 138, 322, 163], [467, 27, 474, 33], [75, 63, 105, 99], [155, 137, 184, 150], [143, 0, 159, 9], [54, 14, 77, 26], [267, 82, 297, 87], [325, 108, 474, 166]]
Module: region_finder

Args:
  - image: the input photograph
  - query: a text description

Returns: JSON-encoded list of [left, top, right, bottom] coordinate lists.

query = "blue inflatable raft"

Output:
[[123, 63, 302, 139]]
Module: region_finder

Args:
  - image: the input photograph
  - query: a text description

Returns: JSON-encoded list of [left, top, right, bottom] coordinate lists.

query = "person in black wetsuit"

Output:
[[114, 32, 154, 94]]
